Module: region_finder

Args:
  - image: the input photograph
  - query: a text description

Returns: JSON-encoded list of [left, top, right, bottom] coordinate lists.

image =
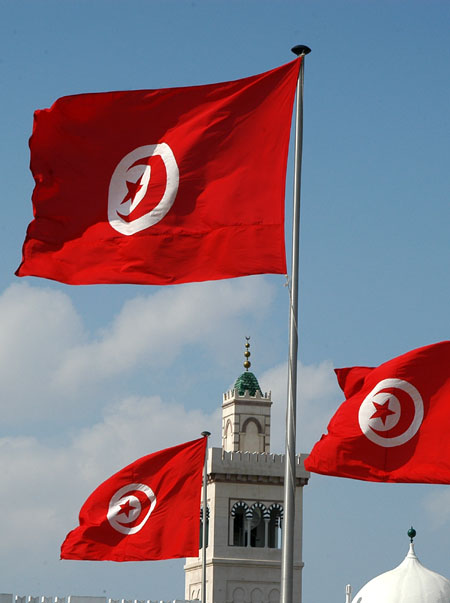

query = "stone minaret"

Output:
[[185, 339, 309, 603], [222, 337, 272, 454]]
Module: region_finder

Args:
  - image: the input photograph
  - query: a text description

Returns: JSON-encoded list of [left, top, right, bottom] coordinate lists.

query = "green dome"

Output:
[[234, 371, 262, 396]]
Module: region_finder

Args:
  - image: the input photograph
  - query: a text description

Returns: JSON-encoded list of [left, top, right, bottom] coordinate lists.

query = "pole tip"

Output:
[[201, 431, 211, 437], [291, 45, 311, 56]]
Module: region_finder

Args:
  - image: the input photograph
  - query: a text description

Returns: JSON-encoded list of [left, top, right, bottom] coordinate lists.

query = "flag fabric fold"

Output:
[[61, 437, 207, 561], [304, 341, 450, 483], [16, 59, 301, 285]]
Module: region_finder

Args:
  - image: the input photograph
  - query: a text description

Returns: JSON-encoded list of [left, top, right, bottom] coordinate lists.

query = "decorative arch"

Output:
[[268, 588, 280, 603], [268, 503, 283, 549], [200, 505, 210, 520], [230, 501, 249, 546], [268, 503, 283, 519], [232, 587, 245, 603], [224, 419, 233, 451], [249, 502, 267, 548], [241, 417, 263, 433], [250, 587, 263, 603], [240, 417, 263, 452], [251, 501, 270, 520], [230, 501, 250, 517], [200, 504, 210, 548]]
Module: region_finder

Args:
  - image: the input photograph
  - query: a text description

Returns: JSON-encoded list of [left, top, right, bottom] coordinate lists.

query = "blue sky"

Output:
[[1, 1, 449, 602]]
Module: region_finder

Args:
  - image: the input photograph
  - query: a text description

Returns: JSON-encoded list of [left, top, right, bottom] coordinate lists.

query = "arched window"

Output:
[[249, 502, 268, 548], [241, 418, 263, 452], [224, 419, 233, 452], [268, 503, 283, 549], [199, 505, 209, 548], [230, 501, 249, 546]]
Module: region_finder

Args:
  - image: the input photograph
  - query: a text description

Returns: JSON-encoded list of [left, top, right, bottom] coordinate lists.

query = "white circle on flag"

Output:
[[108, 143, 179, 236], [358, 378, 424, 448], [107, 483, 157, 535]]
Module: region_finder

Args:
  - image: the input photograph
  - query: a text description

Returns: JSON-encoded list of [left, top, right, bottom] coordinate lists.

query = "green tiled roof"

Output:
[[234, 371, 261, 396]]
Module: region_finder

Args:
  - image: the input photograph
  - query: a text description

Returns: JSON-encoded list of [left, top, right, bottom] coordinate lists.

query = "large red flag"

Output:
[[304, 341, 450, 483], [16, 59, 301, 285], [61, 437, 206, 561]]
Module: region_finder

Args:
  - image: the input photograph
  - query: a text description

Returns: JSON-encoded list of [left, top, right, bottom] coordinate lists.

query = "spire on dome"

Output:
[[406, 527, 418, 560]]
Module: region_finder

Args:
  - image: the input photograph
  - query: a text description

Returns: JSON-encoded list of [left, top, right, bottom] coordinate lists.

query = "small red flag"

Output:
[[16, 59, 301, 285], [304, 341, 450, 483], [61, 437, 207, 561]]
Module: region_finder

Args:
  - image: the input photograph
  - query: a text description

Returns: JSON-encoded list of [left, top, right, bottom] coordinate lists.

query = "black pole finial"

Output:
[[291, 45, 311, 57]]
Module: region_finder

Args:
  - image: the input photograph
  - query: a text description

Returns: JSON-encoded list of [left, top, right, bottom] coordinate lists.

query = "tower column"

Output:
[[184, 340, 310, 603]]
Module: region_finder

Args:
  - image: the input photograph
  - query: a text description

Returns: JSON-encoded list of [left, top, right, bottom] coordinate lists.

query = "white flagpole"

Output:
[[280, 44, 311, 603], [200, 431, 211, 603]]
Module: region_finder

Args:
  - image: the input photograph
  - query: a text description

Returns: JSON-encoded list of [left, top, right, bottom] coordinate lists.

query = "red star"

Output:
[[370, 399, 396, 425], [121, 178, 144, 205], [118, 499, 136, 518]]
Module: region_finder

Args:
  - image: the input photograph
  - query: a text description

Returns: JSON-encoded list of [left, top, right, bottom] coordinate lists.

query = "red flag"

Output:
[[61, 437, 206, 561], [16, 59, 301, 285], [304, 341, 450, 483]]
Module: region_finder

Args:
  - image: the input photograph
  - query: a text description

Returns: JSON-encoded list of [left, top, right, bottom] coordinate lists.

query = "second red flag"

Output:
[[304, 341, 450, 483], [61, 437, 207, 561]]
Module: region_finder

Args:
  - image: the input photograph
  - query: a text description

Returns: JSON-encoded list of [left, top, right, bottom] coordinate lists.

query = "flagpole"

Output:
[[200, 431, 211, 603], [280, 44, 311, 603]]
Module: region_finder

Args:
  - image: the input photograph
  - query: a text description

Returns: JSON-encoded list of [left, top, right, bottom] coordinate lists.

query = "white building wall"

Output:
[[184, 448, 309, 603]]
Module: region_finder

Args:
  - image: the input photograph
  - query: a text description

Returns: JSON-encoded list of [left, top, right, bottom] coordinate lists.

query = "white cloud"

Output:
[[0, 278, 274, 429], [0, 282, 86, 424], [54, 277, 275, 390]]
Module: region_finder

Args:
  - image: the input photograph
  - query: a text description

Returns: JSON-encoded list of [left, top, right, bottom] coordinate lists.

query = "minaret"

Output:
[[222, 337, 272, 453], [184, 340, 309, 603]]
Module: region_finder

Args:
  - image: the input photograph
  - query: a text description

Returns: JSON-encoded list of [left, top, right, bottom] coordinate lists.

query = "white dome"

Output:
[[352, 542, 450, 603]]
